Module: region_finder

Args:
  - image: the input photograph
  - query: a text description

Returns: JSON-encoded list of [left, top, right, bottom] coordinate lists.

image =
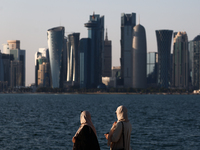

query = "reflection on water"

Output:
[[0, 94, 199, 149]]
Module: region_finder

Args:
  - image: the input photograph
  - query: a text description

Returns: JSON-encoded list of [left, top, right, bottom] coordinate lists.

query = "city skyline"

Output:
[[0, 0, 199, 85]]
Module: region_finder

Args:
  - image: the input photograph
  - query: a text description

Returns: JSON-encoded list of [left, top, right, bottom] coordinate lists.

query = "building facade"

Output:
[[147, 52, 158, 87], [47, 26, 65, 88], [189, 35, 200, 89], [37, 62, 50, 87], [84, 13, 104, 88], [1, 53, 14, 86], [120, 13, 136, 87], [102, 29, 112, 77], [156, 30, 173, 88], [10, 60, 23, 87], [132, 24, 147, 88], [172, 32, 189, 89], [79, 38, 91, 88]]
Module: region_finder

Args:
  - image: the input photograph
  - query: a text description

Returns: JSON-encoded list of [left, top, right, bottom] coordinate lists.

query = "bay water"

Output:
[[0, 94, 199, 149]]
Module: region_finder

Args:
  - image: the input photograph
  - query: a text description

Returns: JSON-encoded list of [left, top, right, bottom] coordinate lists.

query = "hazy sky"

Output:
[[0, 0, 199, 86]]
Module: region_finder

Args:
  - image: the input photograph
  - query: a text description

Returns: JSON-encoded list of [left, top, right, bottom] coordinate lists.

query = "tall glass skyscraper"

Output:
[[120, 13, 136, 87], [47, 26, 65, 88], [156, 30, 173, 88], [84, 13, 104, 88], [172, 32, 189, 89]]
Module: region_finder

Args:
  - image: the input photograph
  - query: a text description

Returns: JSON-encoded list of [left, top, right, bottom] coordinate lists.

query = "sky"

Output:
[[0, 0, 199, 86]]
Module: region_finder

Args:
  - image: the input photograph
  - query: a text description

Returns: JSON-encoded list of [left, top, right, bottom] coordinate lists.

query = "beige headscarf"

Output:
[[73, 111, 97, 138], [116, 105, 129, 122], [107, 105, 129, 147]]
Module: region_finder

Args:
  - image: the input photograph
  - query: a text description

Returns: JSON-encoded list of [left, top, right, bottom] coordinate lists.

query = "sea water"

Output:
[[0, 94, 199, 149]]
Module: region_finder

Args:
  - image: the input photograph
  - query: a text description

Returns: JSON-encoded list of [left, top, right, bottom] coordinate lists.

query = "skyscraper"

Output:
[[132, 24, 147, 88], [47, 26, 65, 88], [35, 48, 50, 87], [172, 32, 189, 89], [189, 35, 200, 89], [120, 13, 136, 87], [79, 38, 91, 88], [2, 40, 26, 87], [66, 33, 80, 85], [156, 30, 173, 88], [102, 29, 112, 77], [84, 13, 104, 88]]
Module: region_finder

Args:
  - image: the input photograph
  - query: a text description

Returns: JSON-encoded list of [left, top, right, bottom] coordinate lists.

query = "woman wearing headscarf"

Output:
[[104, 105, 132, 150], [72, 110, 100, 150]]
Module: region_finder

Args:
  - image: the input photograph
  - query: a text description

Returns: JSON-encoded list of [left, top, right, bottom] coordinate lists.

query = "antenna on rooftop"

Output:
[[138, 14, 140, 24]]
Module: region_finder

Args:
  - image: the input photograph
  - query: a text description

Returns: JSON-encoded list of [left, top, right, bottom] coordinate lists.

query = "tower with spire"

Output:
[[102, 28, 112, 77]]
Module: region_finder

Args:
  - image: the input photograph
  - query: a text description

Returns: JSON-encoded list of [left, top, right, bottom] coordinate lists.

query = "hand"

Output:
[[72, 137, 76, 143], [113, 121, 117, 126], [104, 133, 109, 140]]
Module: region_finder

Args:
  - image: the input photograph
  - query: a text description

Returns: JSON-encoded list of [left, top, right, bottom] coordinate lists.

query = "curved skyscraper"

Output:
[[47, 26, 65, 88], [156, 30, 173, 88], [132, 24, 147, 88], [66, 33, 80, 85]]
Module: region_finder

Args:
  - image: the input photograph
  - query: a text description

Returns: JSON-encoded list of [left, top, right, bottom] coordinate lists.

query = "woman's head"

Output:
[[80, 110, 92, 124], [115, 105, 129, 122]]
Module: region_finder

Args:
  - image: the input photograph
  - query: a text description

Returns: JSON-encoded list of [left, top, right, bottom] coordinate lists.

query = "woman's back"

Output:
[[73, 125, 100, 150]]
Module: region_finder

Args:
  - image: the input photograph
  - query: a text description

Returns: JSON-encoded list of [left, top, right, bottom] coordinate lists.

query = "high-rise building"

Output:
[[147, 52, 158, 87], [47, 26, 65, 88], [66, 33, 80, 85], [132, 24, 147, 88], [35, 48, 50, 87], [84, 13, 104, 88], [2, 40, 26, 87], [189, 35, 200, 89], [120, 13, 136, 87], [102, 29, 112, 77], [79, 38, 91, 88], [156, 30, 173, 88], [172, 32, 189, 89], [10, 49, 26, 86]]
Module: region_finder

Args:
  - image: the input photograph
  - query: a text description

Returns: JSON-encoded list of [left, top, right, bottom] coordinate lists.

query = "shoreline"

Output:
[[0, 92, 198, 95]]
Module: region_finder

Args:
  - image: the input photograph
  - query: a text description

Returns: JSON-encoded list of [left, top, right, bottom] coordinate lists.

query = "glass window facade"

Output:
[[147, 52, 158, 87]]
